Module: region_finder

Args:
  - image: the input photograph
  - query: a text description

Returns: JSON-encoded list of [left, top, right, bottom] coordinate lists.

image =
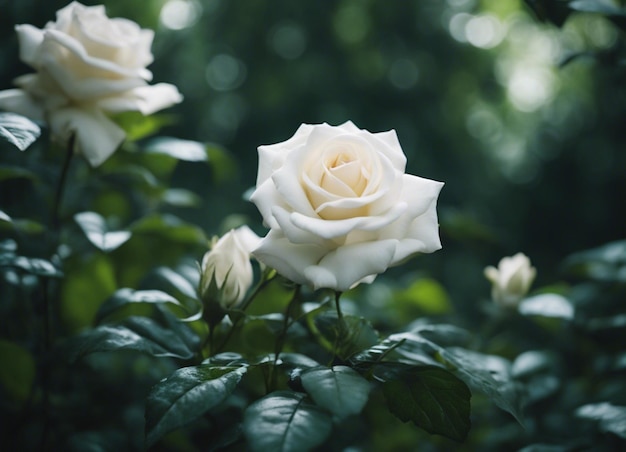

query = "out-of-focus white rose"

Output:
[[250, 121, 444, 292], [199, 226, 262, 310], [0, 2, 182, 166], [484, 252, 536, 308]]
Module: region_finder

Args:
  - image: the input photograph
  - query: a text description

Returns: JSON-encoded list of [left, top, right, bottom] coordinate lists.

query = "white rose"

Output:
[[250, 121, 444, 292], [0, 2, 182, 166], [484, 252, 536, 308], [199, 226, 262, 310]]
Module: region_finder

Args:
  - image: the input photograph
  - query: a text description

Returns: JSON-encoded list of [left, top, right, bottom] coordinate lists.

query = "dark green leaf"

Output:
[[518, 294, 575, 320], [0, 210, 10, 223], [0, 339, 35, 401], [95, 288, 182, 323], [145, 364, 247, 447], [0, 165, 38, 182], [301, 366, 370, 419], [243, 391, 333, 452], [314, 312, 379, 360], [382, 366, 471, 442], [0, 112, 41, 151], [440, 347, 526, 425], [524, 0, 573, 26], [131, 213, 206, 245], [575, 402, 626, 439], [150, 266, 199, 300], [351, 332, 442, 369], [65, 316, 197, 361], [0, 254, 62, 278], [410, 323, 472, 348], [74, 211, 131, 252]]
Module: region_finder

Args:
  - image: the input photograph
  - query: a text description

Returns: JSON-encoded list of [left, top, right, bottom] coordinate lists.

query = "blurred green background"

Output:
[[1, 0, 625, 318]]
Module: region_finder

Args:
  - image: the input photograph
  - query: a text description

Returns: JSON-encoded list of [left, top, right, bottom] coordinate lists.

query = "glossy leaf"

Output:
[[145, 364, 247, 447], [243, 391, 333, 452], [351, 332, 442, 369], [95, 288, 182, 323], [518, 294, 574, 320], [301, 366, 370, 420], [145, 137, 208, 161], [576, 402, 626, 439], [0, 254, 62, 278], [74, 211, 131, 252], [314, 312, 379, 360], [441, 347, 525, 425], [0, 112, 41, 151], [382, 366, 471, 442], [65, 316, 197, 361]]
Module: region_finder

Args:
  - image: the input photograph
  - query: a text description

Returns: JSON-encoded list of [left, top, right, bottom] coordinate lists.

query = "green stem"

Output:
[[268, 285, 301, 392], [334, 291, 345, 324], [214, 272, 276, 354], [40, 135, 74, 451]]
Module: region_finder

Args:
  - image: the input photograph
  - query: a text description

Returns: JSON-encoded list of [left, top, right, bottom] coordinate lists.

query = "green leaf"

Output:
[[0, 165, 38, 182], [0, 112, 41, 151], [440, 347, 526, 425], [161, 188, 201, 207], [64, 315, 197, 361], [0, 215, 45, 234], [74, 211, 131, 252], [518, 294, 574, 320], [301, 366, 370, 420], [145, 364, 247, 447], [145, 137, 208, 161], [0, 254, 62, 278], [110, 111, 173, 141], [243, 391, 333, 452], [382, 366, 471, 442], [314, 312, 379, 360], [95, 288, 182, 323], [0, 339, 35, 401], [131, 213, 206, 245], [351, 332, 442, 369], [0, 210, 10, 223], [575, 402, 626, 439], [394, 277, 453, 315]]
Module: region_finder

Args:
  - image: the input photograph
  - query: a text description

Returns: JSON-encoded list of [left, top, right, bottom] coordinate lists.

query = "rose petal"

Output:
[[250, 179, 288, 229], [289, 201, 407, 240], [48, 107, 125, 167], [45, 28, 151, 78], [304, 239, 398, 291], [272, 206, 330, 245], [252, 230, 327, 286], [15, 24, 44, 67], [232, 225, 262, 254], [95, 83, 182, 114], [0, 89, 45, 121]]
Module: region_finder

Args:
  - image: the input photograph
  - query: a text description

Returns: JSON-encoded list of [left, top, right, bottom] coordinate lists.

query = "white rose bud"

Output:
[[0, 2, 183, 166], [484, 253, 536, 308], [199, 226, 261, 311], [250, 121, 444, 292]]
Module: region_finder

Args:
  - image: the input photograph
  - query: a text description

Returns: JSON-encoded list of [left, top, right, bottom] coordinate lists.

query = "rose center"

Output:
[[320, 151, 369, 197]]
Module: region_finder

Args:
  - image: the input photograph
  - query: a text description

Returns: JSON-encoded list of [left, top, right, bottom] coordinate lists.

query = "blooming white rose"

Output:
[[250, 121, 444, 292], [484, 252, 536, 308], [199, 226, 262, 310], [0, 2, 182, 166]]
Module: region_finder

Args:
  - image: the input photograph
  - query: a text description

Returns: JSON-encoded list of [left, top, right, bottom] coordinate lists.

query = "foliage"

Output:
[[1, 0, 625, 451]]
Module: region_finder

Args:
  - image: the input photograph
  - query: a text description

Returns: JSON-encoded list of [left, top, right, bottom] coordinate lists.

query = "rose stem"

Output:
[[268, 285, 301, 392], [41, 134, 74, 450]]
